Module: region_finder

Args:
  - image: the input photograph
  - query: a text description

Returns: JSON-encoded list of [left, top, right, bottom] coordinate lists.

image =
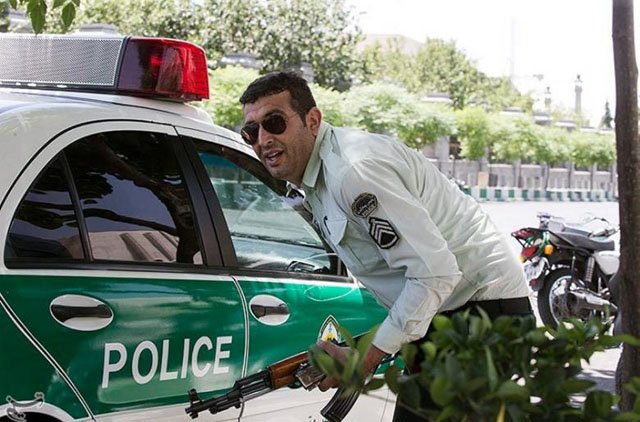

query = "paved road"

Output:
[[480, 201, 620, 255], [478, 200, 621, 395]]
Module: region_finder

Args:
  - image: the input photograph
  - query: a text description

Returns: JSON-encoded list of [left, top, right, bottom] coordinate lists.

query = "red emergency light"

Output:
[[0, 34, 210, 102], [117, 37, 209, 101]]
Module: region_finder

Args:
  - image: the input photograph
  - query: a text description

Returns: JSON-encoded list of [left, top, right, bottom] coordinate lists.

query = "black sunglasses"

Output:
[[240, 113, 297, 145]]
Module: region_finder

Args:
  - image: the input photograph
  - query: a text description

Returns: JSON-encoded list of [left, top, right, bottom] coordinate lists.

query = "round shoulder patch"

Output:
[[352, 193, 378, 218]]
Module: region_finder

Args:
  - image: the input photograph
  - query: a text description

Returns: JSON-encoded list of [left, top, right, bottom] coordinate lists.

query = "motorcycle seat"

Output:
[[552, 231, 615, 251]]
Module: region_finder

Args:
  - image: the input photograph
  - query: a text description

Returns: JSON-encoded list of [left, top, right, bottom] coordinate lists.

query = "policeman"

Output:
[[239, 72, 532, 421]]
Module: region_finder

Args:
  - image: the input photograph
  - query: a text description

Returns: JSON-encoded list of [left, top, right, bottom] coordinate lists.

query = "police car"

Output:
[[0, 34, 392, 421]]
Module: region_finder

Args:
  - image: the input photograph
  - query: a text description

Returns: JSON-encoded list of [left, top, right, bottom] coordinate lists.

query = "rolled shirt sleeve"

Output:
[[336, 157, 463, 354]]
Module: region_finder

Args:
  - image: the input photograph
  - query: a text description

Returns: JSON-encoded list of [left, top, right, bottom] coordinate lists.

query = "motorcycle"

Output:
[[511, 212, 619, 327]]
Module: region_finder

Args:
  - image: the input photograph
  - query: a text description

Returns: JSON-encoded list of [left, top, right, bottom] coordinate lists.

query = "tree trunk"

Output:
[[543, 163, 550, 190], [612, 0, 640, 411], [0, 1, 8, 33]]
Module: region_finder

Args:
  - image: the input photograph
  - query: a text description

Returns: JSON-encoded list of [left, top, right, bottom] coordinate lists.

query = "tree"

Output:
[[68, 0, 202, 40], [492, 118, 540, 164], [14, 0, 362, 91], [478, 75, 534, 113], [455, 107, 492, 160], [359, 37, 418, 87], [311, 84, 359, 128], [532, 127, 572, 166], [531, 127, 572, 190], [259, 0, 362, 90], [570, 132, 616, 168], [342, 83, 453, 148], [361, 37, 532, 112], [412, 39, 482, 110], [9, 0, 78, 33], [0, 0, 9, 32], [612, 0, 640, 411], [200, 67, 260, 130], [198, 0, 266, 65]]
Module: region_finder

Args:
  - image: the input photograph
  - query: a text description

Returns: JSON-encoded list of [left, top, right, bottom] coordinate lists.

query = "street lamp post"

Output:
[[544, 86, 552, 113], [574, 74, 583, 116]]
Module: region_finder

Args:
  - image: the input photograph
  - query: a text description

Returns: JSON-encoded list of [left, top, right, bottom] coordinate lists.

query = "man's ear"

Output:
[[306, 107, 322, 136]]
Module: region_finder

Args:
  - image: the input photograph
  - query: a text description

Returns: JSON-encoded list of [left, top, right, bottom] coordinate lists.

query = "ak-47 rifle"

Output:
[[185, 337, 385, 422]]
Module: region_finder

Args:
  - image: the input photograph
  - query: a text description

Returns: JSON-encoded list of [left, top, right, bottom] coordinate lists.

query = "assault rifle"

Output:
[[185, 337, 384, 421]]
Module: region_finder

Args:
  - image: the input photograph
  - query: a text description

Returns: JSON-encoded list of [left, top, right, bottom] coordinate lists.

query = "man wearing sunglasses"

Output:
[[239, 72, 532, 421]]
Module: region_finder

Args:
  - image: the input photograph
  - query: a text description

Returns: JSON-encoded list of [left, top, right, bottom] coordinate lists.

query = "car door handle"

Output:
[[250, 303, 289, 318], [50, 294, 114, 331], [50, 304, 112, 322], [248, 295, 291, 326]]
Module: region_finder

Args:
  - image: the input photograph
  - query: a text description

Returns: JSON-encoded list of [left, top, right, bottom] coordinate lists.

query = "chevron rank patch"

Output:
[[352, 193, 378, 218], [368, 217, 399, 249]]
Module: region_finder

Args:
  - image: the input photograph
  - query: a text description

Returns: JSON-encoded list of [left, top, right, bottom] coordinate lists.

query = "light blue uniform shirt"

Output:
[[301, 122, 529, 354]]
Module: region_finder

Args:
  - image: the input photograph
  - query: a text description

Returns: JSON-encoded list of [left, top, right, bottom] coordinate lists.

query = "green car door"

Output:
[[183, 132, 388, 375], [1, 124, 247, 420]]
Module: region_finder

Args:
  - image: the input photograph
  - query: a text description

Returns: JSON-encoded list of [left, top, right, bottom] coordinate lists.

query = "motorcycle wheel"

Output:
[[538, 268, 595, 328]]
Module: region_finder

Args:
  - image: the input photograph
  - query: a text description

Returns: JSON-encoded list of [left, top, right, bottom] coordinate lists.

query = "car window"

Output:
[[192, 140, 340, 275], [64, 131, 203, 264], [5, 157, 85, 261]]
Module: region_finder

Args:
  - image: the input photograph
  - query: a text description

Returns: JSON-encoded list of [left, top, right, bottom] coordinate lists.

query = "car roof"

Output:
[[0, 87, 251, 204]]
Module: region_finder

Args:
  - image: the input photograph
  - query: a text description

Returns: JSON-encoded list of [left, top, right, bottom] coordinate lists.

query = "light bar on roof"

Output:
[[0, 34, 210, 101]]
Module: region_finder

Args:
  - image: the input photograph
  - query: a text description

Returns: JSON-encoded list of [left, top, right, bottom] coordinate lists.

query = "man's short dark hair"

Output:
[[239, 71, 316, 122]]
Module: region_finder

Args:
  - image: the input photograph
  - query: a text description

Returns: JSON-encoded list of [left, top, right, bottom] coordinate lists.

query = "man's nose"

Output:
[[257, 125, 273, 146]]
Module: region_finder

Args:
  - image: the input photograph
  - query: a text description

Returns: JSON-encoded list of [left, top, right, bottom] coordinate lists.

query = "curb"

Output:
[[466, 187, 618, 202]]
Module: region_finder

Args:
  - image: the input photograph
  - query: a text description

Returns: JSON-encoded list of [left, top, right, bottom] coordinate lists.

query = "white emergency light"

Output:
[[0, 34, 209, 101]]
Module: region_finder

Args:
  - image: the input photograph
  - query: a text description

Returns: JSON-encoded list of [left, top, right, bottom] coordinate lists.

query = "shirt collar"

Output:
[[301, 121, 330, 189]]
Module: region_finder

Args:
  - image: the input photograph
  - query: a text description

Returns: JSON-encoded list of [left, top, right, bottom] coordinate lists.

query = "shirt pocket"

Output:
[[325, 216, 381, 275]]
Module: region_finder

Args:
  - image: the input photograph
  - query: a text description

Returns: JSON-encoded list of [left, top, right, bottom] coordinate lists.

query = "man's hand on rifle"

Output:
[[316, 340, 388, 391]]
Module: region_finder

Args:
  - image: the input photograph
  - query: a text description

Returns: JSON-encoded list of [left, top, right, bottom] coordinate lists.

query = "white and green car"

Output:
[[0, 34, 391, 421]]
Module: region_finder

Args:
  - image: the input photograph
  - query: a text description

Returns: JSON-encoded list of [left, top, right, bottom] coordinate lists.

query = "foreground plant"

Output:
[[310, 310, 640, 421]]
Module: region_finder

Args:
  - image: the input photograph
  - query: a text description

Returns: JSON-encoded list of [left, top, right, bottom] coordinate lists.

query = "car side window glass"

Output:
[[5, 157, 84, 261], [65, 131, 203, 265], [193, 139, 339, 275]]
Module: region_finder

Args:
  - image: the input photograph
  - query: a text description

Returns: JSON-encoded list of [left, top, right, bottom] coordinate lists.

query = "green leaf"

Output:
[[614, 413, 640, 421], [363, 377, 385, 393], [401, 343, 418, 369], [463, 377, 487, 394], [468, 314, 479, 334], [615, 334, 640, 347], [432, 314, 453, 332], [26, 0, 46, 34], [495, 380, 529, 402], [383, 365, 401, 394], [584, 391, 614, 418], [356, 327, 377, 360], [444, 355, 462, 385], [559, 379, 595, 395], [484, 346, 498, 391], [399, 380, 421, 408], [61, 2, 76, 28], [9, 0, 17, 10], [342, 352, 360, 383], [308, 344, 339, 378], [525, 329, 548, 346], [52, 0, 65, 8], [337, 325, 355, 349], [430, 377, 454, 406], [435, 406, 459, 422], [624, 377, 640, 396], [421, 341, 437, 360]]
